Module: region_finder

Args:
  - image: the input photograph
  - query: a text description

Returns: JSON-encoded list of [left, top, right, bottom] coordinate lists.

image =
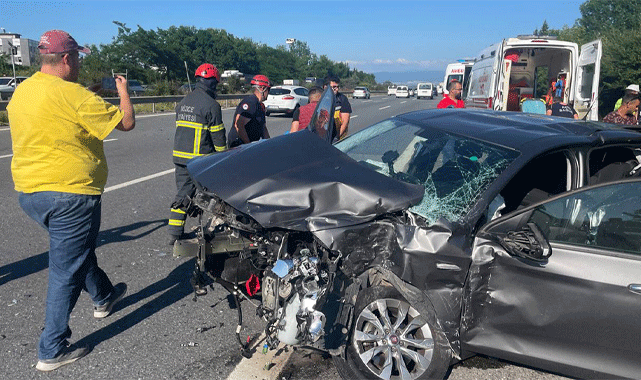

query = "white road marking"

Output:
[[104, 168, 175, 193], [225, 334, 292, 380], [350, 115, 358, 119], [379, 105, 391, 110], [0, 127, 9, 132], [400, 101, 407, 104], [104, 138, 118, 142]]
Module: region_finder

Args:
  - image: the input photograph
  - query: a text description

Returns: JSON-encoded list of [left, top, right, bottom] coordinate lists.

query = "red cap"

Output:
[[38, 30, 91, 55], [195, 63, 220, 81]]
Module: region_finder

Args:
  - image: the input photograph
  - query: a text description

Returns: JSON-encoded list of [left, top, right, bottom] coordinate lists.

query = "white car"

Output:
[[387, 85, 397, 96], [416, 83, 434, 99], [0, 76, 28, 100], [395, 85, 409, 98], [263, 85, 309, 116], [352, 87, 371, 99]]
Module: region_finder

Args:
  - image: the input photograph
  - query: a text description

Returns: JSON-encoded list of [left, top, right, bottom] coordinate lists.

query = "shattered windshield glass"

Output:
[[335, 119, 519, 224]]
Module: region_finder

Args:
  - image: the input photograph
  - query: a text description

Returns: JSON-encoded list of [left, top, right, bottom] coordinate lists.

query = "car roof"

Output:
[[271, 85, 305, 90], [397, 109, 641, 151]]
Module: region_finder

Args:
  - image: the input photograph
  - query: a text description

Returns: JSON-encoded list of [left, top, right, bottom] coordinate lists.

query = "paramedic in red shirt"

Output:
[[437, 81, 465, 109]]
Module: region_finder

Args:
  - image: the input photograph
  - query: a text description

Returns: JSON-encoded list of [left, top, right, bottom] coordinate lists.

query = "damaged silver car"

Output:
[[176, 107, 641, 380]]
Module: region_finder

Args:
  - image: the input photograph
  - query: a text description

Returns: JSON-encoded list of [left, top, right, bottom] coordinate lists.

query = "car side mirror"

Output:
[[500, 222, 551, 262]]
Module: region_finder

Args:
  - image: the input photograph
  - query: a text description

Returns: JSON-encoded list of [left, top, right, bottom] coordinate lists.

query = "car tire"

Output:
[[333, 286, 451, 380]]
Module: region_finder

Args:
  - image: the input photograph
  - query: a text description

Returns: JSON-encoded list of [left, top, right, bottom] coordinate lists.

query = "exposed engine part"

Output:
[[189, 189, 340, 356]]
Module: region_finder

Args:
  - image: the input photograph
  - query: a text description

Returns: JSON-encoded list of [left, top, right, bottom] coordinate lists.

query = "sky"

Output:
[[1, 0, 586, 74]]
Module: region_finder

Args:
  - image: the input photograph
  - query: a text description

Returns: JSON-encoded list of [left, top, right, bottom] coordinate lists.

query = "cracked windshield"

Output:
[[335, 120, 519, 224]]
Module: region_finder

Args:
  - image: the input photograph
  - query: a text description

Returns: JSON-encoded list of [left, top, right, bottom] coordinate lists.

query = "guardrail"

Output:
[[0, 94, 246, 112], [1, 90, 388, 113]]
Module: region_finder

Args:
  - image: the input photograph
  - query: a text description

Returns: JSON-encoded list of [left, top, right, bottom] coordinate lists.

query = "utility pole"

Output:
[[7, 40, 16, 80], [184, 61, 191, 92]]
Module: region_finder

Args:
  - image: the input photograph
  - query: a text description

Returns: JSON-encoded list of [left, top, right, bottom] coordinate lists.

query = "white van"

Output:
[[416, 83, 434, 99], [395, 85, 409, 98], [465, 35, 602, 120], [387, 85, 397, 96], [443, 59, 475, 97]]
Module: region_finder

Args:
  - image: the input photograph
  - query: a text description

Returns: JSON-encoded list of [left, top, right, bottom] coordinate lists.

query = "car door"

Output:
[[573, 40, 602, 121], [462, 179, 641, 379]]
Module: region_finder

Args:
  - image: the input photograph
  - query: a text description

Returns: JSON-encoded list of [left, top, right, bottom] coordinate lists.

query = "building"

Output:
[[0, 33, 39, 67]]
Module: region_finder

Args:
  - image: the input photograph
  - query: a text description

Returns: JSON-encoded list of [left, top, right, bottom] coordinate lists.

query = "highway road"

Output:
[[0, 94, 568, 380]]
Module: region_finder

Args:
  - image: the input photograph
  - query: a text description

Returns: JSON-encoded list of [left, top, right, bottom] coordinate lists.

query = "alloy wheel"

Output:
[[353, 298, 434, 380]]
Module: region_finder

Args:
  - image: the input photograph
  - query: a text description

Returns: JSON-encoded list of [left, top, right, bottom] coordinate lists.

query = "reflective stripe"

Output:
[[168, 219, 185, 226], [173, 150, 203, 159], [170, 208, 186, 214], [193, 127, 201, 157], [215, 145, 227, 152], [176, 120, 207, 130], [210, 123, 225, 132]]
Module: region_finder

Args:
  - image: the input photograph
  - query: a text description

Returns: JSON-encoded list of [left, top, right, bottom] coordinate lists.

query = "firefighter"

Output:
[[227, 74, 271, 147], [168, 63, 226, 245]]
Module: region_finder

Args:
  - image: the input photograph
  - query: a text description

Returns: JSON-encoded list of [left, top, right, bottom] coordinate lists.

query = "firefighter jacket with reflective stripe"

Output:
[[173, 84, 226, 165]]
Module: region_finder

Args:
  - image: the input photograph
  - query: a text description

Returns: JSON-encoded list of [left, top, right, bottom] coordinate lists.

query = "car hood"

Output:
[[187, 130, 425, 231]]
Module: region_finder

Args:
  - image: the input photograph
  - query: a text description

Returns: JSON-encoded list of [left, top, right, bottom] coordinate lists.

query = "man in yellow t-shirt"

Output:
[[8, 30, 135, 372]]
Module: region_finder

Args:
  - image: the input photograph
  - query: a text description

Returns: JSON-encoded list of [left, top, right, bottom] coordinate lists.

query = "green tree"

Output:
[[578, 0, 641, 40]]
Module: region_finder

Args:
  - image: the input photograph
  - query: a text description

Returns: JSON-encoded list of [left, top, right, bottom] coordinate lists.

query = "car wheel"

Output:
[[334, 286, 450, 380]]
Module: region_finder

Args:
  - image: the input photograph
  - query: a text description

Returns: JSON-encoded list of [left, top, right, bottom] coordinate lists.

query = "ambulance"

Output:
[[464, 35, 602, 120], [442, 59, 475, 97]]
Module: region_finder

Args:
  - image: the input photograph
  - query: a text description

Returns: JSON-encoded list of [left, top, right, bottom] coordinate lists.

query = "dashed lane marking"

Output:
[[104, 168, 175, 193]]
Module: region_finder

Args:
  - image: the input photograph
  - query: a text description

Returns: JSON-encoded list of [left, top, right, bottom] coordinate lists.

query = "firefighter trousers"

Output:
[[168, 164, 195, 237]]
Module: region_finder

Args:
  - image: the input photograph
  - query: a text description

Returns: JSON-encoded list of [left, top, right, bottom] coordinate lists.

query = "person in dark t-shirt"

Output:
[[323, 76, 352, 140], [228, 74, 271, 147], [546, 97, 578, 119]]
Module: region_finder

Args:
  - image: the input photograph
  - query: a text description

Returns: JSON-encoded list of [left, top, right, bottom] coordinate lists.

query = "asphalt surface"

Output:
[[0, 95, 570, 379]]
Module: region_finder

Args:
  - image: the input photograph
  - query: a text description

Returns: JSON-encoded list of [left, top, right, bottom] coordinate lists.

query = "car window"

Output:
[[335, 119, 519, 224], [294, 88, 308, 96], [269, 88, 290, 96], [527, 180, 641, 255], [129, 80, 141, 87], [0, 78, 10, 86]]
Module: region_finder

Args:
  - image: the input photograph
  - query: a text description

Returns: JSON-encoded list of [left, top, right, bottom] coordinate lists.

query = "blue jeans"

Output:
[[19, 192, 115, 359]]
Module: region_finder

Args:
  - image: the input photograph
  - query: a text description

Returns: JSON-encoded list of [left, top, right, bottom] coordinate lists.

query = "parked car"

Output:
[[352, 87, 371, 99], [178, 108, 641, 380], [263, 85, 309, 116], [387, 85, 397, 96], [416, 82, 434, 99], [0, 76, 28, 100], [395, 85, 409, 98]]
